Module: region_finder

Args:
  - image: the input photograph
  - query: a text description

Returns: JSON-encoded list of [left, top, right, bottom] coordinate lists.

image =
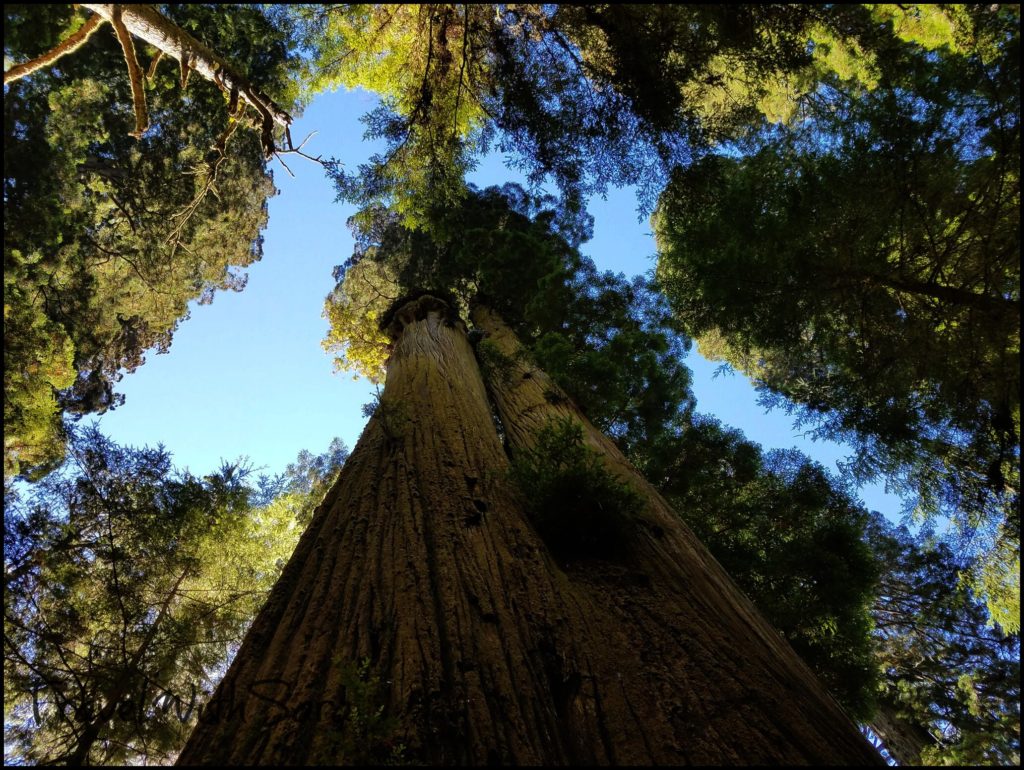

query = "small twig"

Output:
[[110, 5, 149, 139], [3, 13, 105, 84], [292, 130, 318, 153], [275, 153, 296, 178], [273, 131, 334, 173], [164, 111, 241, 251]]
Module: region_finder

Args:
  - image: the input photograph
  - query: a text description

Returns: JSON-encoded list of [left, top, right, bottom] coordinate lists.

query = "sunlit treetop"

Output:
[[293, 4, 992, 222], [296, 4, 490, 228]]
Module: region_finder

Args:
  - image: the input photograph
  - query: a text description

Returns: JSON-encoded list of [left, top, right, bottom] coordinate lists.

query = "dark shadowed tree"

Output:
[[637, 413, 1019, 764], [867, 515, 1020, 765], [640, 415, 880, 721]]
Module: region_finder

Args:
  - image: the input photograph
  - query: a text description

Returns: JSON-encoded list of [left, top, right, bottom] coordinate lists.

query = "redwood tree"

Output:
[[177, 292, 881, 765]]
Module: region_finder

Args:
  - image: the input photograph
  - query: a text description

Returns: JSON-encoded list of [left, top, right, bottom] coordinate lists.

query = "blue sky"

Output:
[[95, 87, 905, 520]]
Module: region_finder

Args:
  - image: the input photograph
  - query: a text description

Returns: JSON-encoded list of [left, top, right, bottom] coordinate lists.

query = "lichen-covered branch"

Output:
[[81, 3, 292, 155], [110, 5, 149, 138], [3, 13, 104, 84]]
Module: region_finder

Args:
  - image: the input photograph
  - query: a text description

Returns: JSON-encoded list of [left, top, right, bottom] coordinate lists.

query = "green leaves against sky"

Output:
[[4, 4, 1020, 766], [4, 4, 298, 480]]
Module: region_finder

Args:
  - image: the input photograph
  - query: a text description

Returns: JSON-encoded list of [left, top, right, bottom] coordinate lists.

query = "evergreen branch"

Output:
[[452, 5, 470, 141]]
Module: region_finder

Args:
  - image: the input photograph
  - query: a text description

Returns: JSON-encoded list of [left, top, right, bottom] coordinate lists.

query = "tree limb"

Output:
[[3, 13, 105, 85], [82, 4, 293, 156], [145, 48, 163, 82], [110, 5, 149, 138]]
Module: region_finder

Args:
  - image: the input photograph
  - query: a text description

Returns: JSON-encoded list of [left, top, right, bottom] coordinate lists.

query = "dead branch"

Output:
[[164, 111, 242, 252], [179, 47, 193, 89], [145, 49, 163, 82], [82, 4, 293, 156], [273, 130, 335, 176], [3, 13, 105, 85]]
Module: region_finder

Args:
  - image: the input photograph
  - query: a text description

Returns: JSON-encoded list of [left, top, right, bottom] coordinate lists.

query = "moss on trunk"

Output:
[[470, 303, 884, 765]]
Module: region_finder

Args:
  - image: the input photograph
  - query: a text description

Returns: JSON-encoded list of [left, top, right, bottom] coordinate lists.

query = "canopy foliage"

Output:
[[3, 3, 298, 481], [322, 183, 694, 456], [868, 515, 1020, 765], [3, 425, 346, 765], [653, 3, 1020, 626], [4, 3, 1019, 765]]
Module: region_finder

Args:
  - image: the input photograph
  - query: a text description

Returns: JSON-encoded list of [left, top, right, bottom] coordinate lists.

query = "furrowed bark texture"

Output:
[[470, 303, 885, 765], [179, 294, 882, 765], [179, 296, 679, 764]]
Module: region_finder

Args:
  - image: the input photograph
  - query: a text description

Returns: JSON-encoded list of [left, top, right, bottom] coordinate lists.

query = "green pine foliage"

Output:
[[643, 414, 881, 720], [509, 417, 641, 560], [323, 184, 694, 454], [3, 427, 346, 765], [653, 3, 1020, 627], [869, 515, 1020, 765], [3, 4, 298, 481]]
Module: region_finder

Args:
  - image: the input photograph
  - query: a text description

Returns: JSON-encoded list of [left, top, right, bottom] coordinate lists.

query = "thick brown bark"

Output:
[[177, 296, 613, 764], [178, 295, 882, 765], [470, 303, 884, 765], [869, 698, 936, 766]]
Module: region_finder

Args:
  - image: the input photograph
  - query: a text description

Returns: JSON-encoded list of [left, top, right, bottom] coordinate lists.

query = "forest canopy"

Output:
[[4, 3, 298, 481], [4, 3, 1020, 766]]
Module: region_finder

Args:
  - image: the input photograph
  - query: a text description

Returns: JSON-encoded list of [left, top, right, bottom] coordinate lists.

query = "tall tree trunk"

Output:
[[179, 295, 882, 765], [177, 295, 612, 764], [469, 303, 884, 765], [869, 697, 936, 766]]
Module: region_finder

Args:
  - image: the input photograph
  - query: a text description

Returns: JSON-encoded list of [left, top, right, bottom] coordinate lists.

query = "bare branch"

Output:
[[110, 5, 149, 139], [164, 111, 242, 252], [273, 130, 334, 173], [83, 4, 293, 153], [145, 49, 163, 82], [3, 13, 105, 85], [274, 153, 295, 178]]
